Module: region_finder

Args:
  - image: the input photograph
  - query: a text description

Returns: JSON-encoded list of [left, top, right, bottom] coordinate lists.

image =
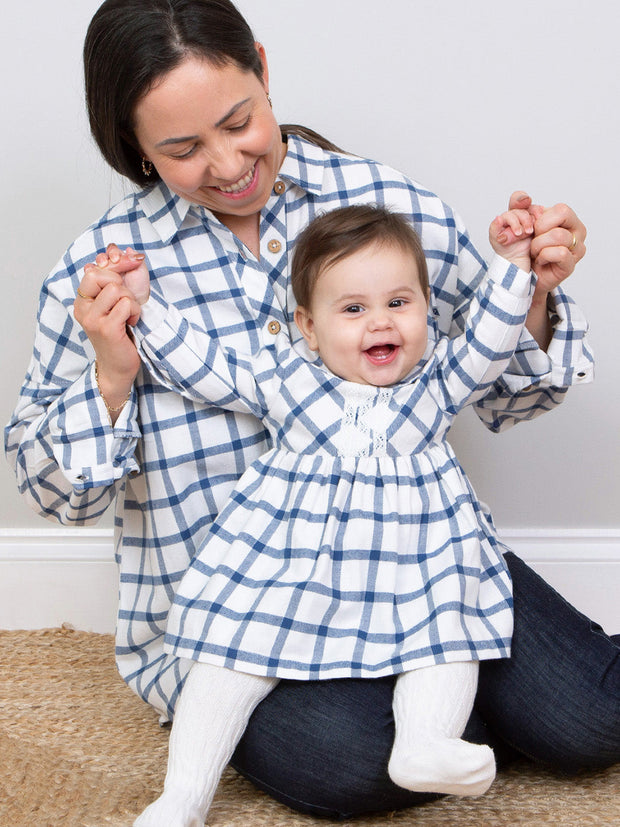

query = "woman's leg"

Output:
[[475, 551, 620, 771], [232, 552, 619, 818], [388, 661, 495, 796], [135, 663, 277, 827], [233, 674, 438, 818], [232, 675, 510, 819]]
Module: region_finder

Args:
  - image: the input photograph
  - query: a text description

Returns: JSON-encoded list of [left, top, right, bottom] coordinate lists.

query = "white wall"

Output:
[[1, 1, 619, 629]]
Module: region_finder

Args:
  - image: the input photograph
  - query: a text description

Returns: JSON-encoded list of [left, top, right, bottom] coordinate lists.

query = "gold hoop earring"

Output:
[[142, 158, 153, 177]]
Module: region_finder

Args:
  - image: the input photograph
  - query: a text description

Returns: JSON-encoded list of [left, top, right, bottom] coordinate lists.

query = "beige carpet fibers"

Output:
[[1, 626, 618, 826]]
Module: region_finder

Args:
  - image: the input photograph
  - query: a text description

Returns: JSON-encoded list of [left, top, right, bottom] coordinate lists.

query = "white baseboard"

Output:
[[497, 528, 620, 634], [0, 528, 118, 633], [0, 528, 618, 635]]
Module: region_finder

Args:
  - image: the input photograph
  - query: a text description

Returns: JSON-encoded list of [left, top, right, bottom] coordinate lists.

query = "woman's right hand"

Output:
[[74, 244, 150, 416]]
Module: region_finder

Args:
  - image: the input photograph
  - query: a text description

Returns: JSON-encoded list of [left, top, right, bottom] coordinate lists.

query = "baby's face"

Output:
[[294, 241, 430, 386]]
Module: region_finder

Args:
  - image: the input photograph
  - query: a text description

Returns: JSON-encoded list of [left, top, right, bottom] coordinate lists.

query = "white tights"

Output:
[[389, 660, 496, 796], [133, 662, 278, 827], [134, 660, 494, 826]]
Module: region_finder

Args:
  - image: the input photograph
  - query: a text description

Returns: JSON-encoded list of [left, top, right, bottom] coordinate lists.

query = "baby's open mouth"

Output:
[[364, 344, 397, 364]]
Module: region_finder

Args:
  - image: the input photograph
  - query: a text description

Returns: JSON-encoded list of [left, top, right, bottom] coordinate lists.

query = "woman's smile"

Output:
[[213, 163, 257, 195]]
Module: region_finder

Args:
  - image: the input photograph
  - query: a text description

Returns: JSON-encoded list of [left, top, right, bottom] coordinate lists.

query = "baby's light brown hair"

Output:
[[291, 204, 429, 309]]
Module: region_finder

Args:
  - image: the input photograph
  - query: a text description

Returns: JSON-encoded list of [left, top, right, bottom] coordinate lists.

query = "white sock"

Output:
[[388, 661, 496, 797], [134, 662, 278, 827]]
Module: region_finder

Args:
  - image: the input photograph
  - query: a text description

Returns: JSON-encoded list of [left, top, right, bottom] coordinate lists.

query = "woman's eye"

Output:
[[171, 145, 197, 159], [228, 115, 252, 133]]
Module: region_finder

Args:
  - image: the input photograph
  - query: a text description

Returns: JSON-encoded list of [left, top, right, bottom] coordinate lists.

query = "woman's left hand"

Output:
[[507, 192, 587, 351], [508, 191, 587, 292]]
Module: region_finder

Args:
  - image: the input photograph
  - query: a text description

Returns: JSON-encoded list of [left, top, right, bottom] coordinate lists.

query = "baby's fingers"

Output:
[[93, 244, 127, 267], [104, 243, 123, 265], [492, 209, 534, 245], [91, 246, 145, 275]]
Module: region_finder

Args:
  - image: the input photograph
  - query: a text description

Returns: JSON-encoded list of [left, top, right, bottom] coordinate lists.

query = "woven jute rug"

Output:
[[1, 627, 618, 827]]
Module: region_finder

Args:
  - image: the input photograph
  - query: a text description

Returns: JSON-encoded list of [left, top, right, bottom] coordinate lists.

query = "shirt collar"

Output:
[[134, 134, 328, 244], [136, 183, 193, 244], [278, 133, 326, 196]]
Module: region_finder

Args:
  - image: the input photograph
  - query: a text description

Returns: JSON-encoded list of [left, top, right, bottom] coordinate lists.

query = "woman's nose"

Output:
[[207, 143, 246, 184]]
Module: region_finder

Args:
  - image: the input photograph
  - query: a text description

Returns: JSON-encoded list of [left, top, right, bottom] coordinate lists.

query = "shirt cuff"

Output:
[[485, 254, 536, 297], [134, 292, 171, 339], [502, 285, 594, 391], [49, 363, 141, 488]]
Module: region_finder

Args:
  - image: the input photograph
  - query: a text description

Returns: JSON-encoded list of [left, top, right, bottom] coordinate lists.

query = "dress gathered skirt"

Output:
[[163, 356, 514, 679]]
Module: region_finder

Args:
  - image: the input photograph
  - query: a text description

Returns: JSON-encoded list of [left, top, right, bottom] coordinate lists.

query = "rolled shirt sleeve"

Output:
[[472, 286, 593, 432], [50, 361, 141, 489]]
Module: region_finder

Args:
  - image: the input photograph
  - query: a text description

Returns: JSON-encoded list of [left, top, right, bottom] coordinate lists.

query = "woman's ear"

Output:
[[294, 305, 318, 351], [255, 42, 270, 91]]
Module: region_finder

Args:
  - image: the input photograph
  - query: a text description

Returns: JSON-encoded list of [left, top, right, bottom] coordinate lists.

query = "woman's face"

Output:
[[133, 49, 286, 219]]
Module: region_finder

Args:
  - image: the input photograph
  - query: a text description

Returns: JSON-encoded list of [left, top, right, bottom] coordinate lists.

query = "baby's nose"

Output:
[[369, 311, 392, 330]]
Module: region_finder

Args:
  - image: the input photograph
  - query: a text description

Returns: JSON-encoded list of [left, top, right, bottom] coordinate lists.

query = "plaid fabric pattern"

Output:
[[137, 259, 534, 678], [5, 136, 593, 718]]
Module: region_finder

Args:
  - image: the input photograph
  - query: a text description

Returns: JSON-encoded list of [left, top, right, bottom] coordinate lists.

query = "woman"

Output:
[[5, 0, 618, 819]]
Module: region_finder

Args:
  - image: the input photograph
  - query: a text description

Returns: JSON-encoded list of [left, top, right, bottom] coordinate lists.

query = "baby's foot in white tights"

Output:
[[133, 789, 205, 827], [388, 736, 496, 797]]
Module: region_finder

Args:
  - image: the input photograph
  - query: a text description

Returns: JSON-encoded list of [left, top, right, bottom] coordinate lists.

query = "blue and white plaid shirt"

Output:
[[5, 135, 593, 719]]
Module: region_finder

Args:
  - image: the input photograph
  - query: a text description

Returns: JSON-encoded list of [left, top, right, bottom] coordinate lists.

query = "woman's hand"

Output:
[[74, 244, 150, 419], [508, 191, 586, 290], [507, 192, 587, 351], [530, 202, 587, 292]]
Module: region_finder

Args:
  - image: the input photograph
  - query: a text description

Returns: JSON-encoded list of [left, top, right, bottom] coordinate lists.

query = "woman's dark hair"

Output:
[[84, 0, 341, 187], [291, 205, 429, 308]]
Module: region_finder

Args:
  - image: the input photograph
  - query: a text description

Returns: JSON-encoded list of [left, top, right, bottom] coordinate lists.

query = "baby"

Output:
[[100, 203, 536, 826]]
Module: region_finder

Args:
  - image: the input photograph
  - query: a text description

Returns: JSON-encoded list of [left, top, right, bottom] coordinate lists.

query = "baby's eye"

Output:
[[389, 299, 407, 308], [344, 304, 364, 314]]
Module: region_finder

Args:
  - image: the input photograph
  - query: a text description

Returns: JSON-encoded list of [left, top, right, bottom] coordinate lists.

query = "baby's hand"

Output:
[[90, 245, 151, 307], [489, 207, 541, 272]]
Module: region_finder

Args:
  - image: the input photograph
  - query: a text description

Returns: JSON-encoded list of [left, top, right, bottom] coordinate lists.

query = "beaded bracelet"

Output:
[[94, 362, 132, 414]]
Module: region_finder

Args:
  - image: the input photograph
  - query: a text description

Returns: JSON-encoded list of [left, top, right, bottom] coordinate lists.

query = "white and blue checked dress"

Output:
[[138, 258, 535, 679]]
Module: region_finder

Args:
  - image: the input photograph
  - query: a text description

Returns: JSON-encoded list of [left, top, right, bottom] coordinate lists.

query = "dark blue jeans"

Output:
[[231, 552, 620, 819]]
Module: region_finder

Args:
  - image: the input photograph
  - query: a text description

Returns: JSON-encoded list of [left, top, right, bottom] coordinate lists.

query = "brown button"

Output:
[[274, 180, 285, 195], [267, 320, 281, 335], [267, 239, 282, 254]]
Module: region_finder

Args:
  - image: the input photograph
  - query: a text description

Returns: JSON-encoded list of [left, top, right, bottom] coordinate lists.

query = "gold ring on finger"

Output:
[[77, 288, 90, 300], [569, 233, 578, 251]]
